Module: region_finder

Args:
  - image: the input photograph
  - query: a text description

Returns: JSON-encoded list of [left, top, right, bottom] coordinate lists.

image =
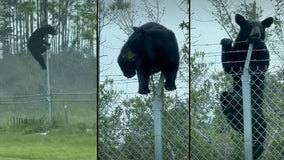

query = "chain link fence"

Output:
[[190, 53, 284, 159], [0, 92, 96, 132], [98, 76, 189, 159], [0, 53, 97, 132]]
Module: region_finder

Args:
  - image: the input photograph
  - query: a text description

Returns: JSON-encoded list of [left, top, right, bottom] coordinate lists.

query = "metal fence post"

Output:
[[46, 42, 52, 126], [152, 74, 164, 160], [242, 43, 254, 160]]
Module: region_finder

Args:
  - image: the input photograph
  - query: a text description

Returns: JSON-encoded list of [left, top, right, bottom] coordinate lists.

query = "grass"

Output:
[[0, 101, 96, 160], [0, 129, 96, 160]]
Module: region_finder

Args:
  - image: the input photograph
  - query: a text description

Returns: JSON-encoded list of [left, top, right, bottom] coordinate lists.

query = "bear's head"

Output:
[[43, 25, 57, 36], [118, 44, 136, 78], [235, 14, 273, 42]]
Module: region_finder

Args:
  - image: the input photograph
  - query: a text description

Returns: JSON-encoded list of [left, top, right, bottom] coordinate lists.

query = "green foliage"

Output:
[[268, 1, 284, 60], [190, 51, 215, 125], [76, 1, 97, 41], [269, 135, 284, 159], [180, 20, 189, 66], [99, 77, 188, 159], [190, 130, 222, 159], [162, 99, 189, 159], [18, 1, 35, 16], [263, 71, 284, 136], [208, 0, 264, 39], [98, 78, 124, 157], [236, 1, 263, 20], [190, 50, 245, 158], [110, 0, 131, 10]]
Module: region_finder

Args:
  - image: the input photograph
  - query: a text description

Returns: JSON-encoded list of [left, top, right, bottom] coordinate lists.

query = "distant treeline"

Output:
[[0, 0, 96, 56]]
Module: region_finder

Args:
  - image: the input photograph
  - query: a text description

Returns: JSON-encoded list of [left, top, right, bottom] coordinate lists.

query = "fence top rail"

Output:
[[0, 93, 44, 98]]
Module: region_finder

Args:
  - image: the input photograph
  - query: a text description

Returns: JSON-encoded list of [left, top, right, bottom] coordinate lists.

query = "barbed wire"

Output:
[[0, 88, 188, 103], [100, 67, 189, 78], [191, 47, 284, 61], [0, 99, 45, 104], [51, 91, 96, 95], [191, 48, 284, 55], [0, 98, 96, 104], [100, 77, 188, 84], [52, 99, 96, 102], [0, 93, 45, 98], [195, 61, 283, 69], [192, 40, 284, 47], [0, 92, 96, 98], [191, 40, 269, 47]]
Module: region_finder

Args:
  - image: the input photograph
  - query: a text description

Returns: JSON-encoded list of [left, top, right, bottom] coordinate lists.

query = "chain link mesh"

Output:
[[191, 66, 284, 159], [98, 79, 189, 159], [0, 92, 96, 130]]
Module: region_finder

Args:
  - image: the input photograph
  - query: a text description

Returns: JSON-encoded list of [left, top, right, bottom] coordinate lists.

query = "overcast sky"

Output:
[[191, 0, 226, 72], [99, 1, 188, 97]]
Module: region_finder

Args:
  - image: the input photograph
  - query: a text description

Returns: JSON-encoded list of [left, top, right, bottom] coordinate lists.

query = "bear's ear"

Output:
[[133, 27, 140, 32], [235, 14, 247, 26], [262, 17, 273, 28], [140, 29, 147, 37]]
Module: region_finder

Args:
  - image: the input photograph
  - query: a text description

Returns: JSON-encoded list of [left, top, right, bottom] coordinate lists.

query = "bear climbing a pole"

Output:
[[220, 14, 273, 159]]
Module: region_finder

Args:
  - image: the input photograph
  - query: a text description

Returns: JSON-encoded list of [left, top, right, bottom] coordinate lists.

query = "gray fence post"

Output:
[[46, 41, 52, 126], [242, 43, 254, 160], [152, 74, 164, 160]]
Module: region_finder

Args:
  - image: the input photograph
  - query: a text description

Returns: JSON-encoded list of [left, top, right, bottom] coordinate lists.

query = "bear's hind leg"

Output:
[[220, 91, 244, 133], [31, 53, 47, 70], [163, 65, 178, 91]]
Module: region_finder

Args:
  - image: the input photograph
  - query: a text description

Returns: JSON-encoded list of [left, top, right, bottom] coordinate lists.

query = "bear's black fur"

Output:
[[220, 14, 273, 159], [118, 22, 179, 94], [27, 25, 57, 69]]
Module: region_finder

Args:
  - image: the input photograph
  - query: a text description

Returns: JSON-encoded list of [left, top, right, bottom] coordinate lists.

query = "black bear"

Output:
[[220, 14, 273, 159], [27, 25, 57, 69], [118, 22, 179, 94]]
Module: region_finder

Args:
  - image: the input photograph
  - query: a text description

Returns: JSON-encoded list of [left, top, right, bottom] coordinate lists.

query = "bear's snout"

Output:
[[249, 27, 261, 38]]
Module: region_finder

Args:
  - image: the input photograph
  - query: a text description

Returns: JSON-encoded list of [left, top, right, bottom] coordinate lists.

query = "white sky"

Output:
[[99, 1, 189, 97]]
